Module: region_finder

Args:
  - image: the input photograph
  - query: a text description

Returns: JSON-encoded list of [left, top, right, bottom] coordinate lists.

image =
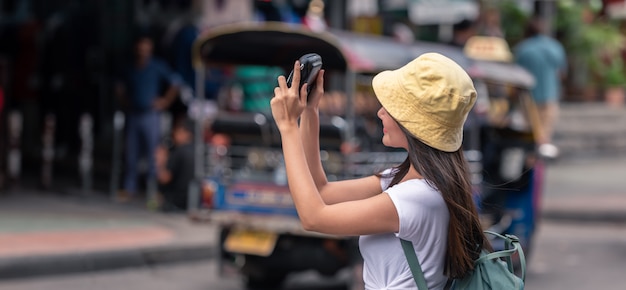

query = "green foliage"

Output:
[[603, 58, 626, 87], [555, 1, 586, 52], [581, 21, 626, 86], [499, 1, 530, 46], [556, 1, 626, 87]]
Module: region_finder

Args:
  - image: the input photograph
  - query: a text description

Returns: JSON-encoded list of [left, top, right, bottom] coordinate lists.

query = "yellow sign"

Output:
[[224, 229, 278, 257], [464, 36, 513, 62]]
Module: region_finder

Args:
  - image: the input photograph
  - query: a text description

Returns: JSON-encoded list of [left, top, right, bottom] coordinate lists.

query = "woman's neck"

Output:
[[401, 164, 423, 182]]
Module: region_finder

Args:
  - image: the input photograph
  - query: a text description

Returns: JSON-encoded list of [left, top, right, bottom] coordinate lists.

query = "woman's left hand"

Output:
[[271, 61, 309, 132]]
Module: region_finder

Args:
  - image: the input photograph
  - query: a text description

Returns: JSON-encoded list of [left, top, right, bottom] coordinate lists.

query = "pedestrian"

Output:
[[514, 17, 567, 158], [115, 34, 181, 202], [270, 53, 489, 289], [155, 117, 195, 211]]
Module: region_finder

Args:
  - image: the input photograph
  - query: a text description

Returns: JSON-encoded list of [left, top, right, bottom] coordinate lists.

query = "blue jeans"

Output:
[[123, 111, 160, 194]]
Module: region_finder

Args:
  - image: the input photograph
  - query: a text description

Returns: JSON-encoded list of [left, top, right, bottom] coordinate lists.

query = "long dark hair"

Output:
[[382, 126, 489, 279]]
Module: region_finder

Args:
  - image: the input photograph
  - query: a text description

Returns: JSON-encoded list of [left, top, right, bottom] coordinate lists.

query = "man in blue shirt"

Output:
[[515, 17, 567, 158], [116, 35, 181, 202]]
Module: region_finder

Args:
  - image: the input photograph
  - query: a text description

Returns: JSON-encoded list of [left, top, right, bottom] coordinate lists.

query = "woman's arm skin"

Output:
[[319, 177, 384, 204], [298, 70, 327, 187], [299, 70, 384, 204], [270, 61, 399, 236]]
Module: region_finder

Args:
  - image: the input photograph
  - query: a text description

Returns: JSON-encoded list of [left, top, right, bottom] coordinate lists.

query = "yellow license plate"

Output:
[[224, 229, 278, 257]]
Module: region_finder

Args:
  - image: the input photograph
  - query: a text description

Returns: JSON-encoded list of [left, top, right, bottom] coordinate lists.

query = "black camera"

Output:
[[287, 53, 323, 99]]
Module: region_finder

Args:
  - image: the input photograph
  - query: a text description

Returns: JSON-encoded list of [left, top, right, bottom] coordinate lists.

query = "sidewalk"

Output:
[[541, 155, 626, 223], [0, 190, 218, 279], [0, 154, 625, 280]]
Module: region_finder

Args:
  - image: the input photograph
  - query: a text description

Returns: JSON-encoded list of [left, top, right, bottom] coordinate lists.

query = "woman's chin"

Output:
[[382, 138, 406, 150], [381, 138, 395, 148]]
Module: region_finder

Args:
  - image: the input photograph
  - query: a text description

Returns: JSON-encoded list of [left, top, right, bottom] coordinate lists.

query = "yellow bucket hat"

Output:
[[372, 52, 477, 152]]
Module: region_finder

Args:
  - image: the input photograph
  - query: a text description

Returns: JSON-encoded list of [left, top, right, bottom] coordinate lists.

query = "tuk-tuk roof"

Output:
[[193, 22, 413, 73], [193, 22, 534, 87], [410, 42, 473, 69], [409, 40, 535, 88], [468, 60, 535, 88]]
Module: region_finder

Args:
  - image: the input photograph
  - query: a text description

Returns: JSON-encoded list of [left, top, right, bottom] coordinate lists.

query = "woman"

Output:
[[270, 53, 488, 289]]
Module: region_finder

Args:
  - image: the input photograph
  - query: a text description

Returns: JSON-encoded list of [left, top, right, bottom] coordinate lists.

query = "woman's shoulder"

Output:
[[387, 179, 445, 206], [393, 178, 430, 189]]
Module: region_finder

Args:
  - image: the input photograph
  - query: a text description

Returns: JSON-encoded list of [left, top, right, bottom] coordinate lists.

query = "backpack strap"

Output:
[[482, 231, 527, 282], [400, 239, 429, 289]]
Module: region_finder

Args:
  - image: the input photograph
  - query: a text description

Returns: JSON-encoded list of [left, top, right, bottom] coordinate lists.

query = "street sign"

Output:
[[464, 36, 513, 62]]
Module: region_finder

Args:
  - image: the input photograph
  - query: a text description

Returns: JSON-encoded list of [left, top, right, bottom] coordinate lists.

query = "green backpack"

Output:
[[401, 231, 526, 289]]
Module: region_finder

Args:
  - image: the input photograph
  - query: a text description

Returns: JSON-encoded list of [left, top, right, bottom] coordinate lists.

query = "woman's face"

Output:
[[377, 107, 408, 150]]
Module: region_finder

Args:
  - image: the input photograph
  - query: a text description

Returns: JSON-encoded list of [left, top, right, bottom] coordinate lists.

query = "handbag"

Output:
[[400, 230, 526, 289]]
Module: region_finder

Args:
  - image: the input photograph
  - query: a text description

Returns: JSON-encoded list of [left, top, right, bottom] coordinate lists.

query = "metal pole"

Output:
[[41, 113, 55, 189], [188, 66, 206, 212], [110, 111, 125, 199], [79, 113, 93, 193], [344, 70, 356, 178], [327, 0, 347, 29], [0, 108, 4, 189], [7, 110, 22, 186], [345, 70, 356, 149]]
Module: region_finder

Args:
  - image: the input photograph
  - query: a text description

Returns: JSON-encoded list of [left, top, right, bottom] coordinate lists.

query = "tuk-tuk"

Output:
[[190, 22, 541, 288]]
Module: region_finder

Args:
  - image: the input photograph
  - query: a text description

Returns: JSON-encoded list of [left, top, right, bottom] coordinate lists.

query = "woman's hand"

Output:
[[271, 61, 309, 132], [305, 69, 325, 109]]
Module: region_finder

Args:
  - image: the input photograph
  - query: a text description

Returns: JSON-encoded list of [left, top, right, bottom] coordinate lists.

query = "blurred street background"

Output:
[[1, 0, 626, 289]]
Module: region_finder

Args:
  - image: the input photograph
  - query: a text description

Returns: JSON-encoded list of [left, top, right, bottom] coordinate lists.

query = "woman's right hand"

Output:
[[305, 69, 325, 109]]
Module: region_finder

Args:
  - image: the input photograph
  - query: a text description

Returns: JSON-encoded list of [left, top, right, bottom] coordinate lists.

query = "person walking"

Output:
[[115, 34, 181, 202], [515, 17, 567, 158], [270, 53, 489, 289]]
